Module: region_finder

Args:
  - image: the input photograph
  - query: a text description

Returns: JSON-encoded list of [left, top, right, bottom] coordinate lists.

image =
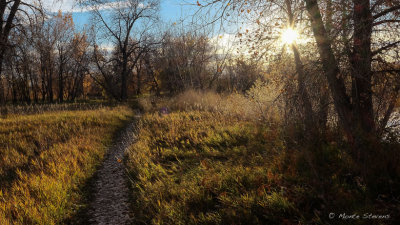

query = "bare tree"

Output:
[[196, 0, 400, 154], [84, 0, 160, 101], [67, 32, 91, 101], [303, 0, 400, 160], [153, 24, 231, 94], [54, 12, 75, 103], [0, 0, 42, 103]]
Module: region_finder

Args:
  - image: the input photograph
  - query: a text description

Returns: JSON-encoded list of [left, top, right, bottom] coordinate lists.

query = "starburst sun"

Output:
[[281, 28, 299, 45]]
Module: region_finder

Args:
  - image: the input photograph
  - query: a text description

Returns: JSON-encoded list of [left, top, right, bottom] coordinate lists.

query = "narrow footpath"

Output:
[[87, 113, 140, 225]]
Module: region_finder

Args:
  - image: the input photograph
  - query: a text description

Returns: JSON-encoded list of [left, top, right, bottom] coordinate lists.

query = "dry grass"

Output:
[[139, 83, 282, 123], [0, 102, 115, 117], [129, 93, 400, 224], [127, 111, 298, 225], [0, 106, 133, 224]]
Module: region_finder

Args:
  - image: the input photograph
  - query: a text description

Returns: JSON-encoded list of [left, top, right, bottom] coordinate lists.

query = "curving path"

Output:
[[88, 113, 140, 225]]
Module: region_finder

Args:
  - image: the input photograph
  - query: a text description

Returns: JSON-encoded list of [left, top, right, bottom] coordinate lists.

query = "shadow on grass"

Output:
[[62, 113, 136, 225]]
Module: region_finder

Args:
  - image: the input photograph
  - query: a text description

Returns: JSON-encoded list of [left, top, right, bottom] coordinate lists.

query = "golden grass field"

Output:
[[0, 106, 133, 224], [1, 93, 398, 224], [127, 111, 299, 224], [128, 93, 400, 225]]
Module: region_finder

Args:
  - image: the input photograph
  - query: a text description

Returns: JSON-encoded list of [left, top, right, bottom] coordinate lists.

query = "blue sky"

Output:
[[38, 0, 241, 53], [40, 0, 196, 30]]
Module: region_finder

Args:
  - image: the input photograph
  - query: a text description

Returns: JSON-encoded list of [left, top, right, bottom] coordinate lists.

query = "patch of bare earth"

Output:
[[88, 114, 139, 225]]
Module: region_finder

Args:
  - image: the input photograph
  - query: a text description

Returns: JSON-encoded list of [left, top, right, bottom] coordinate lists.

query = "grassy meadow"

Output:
[[127, 111, 296, 224], [0, 92, 398, 225], [0, 106, 133, 224], [127, 92, 400, 225], [1, 0, 399, 224]]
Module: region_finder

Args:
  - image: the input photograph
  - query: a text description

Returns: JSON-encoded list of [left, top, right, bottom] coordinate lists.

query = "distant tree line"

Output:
[[0, 0, 266, 104], [0, 1, 94, 104]]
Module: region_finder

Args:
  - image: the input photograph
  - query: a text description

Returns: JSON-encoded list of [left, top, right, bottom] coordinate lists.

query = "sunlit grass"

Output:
[[129, 93, 400, 224], [127, 111, 298, 224], [0, 106, 133, 224]]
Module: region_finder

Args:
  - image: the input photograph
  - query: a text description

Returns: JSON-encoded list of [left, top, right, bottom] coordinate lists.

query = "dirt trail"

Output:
[[88, 113, 140, 225]]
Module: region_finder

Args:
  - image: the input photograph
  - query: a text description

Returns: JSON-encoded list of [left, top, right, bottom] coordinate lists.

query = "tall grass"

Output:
[[127, 111, 300, 224], [139, 82, 282, 123], [130, 91, 400, 224], [0, 102, 117, 117], [0, 106, 133, 224]]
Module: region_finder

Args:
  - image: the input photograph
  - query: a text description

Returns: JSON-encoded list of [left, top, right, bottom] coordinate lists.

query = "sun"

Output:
[[281, 28, 299, 45]]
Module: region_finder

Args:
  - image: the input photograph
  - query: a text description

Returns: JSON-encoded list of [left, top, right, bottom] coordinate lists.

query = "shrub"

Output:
[[143, 80, 282, 123]]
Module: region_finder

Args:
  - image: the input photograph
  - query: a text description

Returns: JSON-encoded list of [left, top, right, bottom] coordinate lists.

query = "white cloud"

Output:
[[38, 0, 77, 12], [38, 0, 141, 13], [99, 42, 114, 51], [210, 33, 242, 56]]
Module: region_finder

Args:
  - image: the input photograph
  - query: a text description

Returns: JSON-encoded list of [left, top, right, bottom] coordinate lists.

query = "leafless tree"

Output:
[[83, 0, 160, 101], [0, 0, 43, 103]]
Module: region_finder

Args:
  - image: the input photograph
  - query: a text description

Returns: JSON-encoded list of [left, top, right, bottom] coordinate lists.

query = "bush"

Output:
[[140, 80, 282, 123]]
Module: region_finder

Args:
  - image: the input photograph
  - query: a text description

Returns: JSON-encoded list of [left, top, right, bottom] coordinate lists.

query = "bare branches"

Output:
[[372, 41, 400, 56], [85, 0, 160, 100], [373, 5, 400, 19]]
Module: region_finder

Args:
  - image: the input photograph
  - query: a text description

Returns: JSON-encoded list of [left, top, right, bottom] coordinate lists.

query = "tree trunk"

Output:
[[317, 0, 333, 133], [292, 45, 315, 133], [136, 71, 141, 96], [0, 54, 4, 104], [305, 0, 379, 167], [286, 0, 315, 135], [318, 89, 329, 132], [120, 56, 128, 101], [58, 64, 64, 103], [0, 0, 21, 104], [350, 0, 376, 159], [304, 0, 354, 141], [48, 67, 53, 103]]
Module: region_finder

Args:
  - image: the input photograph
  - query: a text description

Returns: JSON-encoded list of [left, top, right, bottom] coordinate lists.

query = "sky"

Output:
[[40, 0, 196, 29], [38, 0, 240, 51], [37, 0, 251, 55]]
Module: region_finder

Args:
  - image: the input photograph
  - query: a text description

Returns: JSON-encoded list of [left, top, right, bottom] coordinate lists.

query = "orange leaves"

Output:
[[240, 7, 251, 14]]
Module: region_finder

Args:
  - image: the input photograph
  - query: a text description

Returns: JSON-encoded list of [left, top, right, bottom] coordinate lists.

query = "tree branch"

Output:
[[372, 41, 400, 56], [373, 19, 400, 26], [373, 5, 400, 19]]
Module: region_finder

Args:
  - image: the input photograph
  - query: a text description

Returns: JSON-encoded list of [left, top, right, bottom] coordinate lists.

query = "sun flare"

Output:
[[281, 28, 299, 45]]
